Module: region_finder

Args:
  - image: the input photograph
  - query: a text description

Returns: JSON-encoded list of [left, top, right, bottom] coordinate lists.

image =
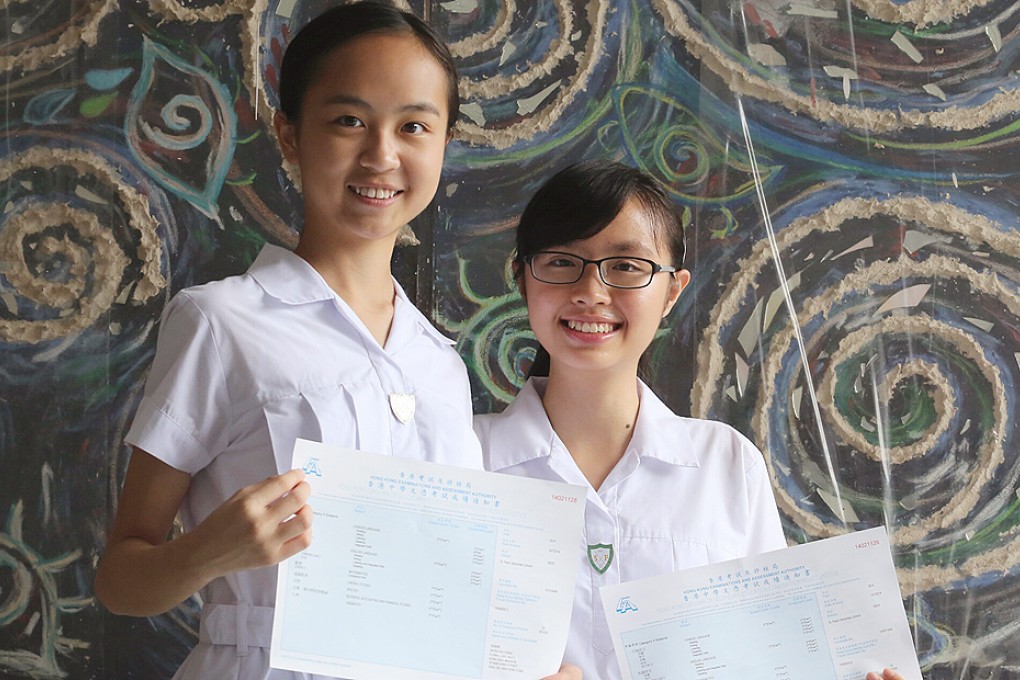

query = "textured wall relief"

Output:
[[0, 0, 1017, 678]]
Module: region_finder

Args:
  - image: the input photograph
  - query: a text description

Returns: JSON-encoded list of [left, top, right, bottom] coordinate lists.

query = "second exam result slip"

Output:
[[600, 526, 922, 680], [271, 439, 586, 679]]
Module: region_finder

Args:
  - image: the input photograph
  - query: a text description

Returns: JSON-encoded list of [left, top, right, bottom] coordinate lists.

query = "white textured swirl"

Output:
[[0, 147, 166, 344], [650, 0, 1020, 132], [693, 192, 1020, 589], [448, 0, 516, 55], [146, 0, 249, 22], [0, 0, 116, 72], [451, 0, 610, 149], [851, 0, 1004, 28], [818, 354, 952, 466]]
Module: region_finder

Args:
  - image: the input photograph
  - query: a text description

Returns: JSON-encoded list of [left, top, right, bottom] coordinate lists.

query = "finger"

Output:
[[278, 502, 313, 539], [267, 480, 311, 521], [542, 664, 581, 680], [279, 506, 314, 558], [249, 468, 307, 504]]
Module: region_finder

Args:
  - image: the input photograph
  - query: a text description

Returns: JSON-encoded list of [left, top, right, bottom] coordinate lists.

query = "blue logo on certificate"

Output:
[[302, 458, 323, 477], [616, 596, 638, 614]]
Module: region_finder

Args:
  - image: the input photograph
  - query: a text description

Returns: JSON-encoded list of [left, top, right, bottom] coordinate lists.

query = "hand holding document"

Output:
[[600, 527, 922, 680], [271, 439, 586, 680]]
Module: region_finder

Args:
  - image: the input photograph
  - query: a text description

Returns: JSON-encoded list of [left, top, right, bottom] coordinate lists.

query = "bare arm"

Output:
[[94, 448, 312, 616]]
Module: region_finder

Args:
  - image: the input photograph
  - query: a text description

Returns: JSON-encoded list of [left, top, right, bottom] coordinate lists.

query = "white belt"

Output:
[[198, 603, 274, 656]]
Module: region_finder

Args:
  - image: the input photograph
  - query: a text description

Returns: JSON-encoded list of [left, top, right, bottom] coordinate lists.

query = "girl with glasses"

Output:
[[95, 3, 578, 678], [475, 160, 907, 680]]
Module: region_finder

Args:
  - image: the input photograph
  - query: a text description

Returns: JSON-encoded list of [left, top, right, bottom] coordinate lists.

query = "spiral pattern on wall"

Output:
[[691, 189, 1020, 592], [443, 0, 611, 149], [0, 146, 167, 345], [651, 0, 1020, 134], [0, 0, 116, 73]]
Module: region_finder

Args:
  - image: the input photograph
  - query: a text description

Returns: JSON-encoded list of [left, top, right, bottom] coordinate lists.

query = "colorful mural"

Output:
[[0, 0, 1017, 677]]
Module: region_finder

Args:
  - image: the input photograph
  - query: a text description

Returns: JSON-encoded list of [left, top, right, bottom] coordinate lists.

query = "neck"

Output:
[[541, 364, 641, 490], [295, 228, 398, 345]]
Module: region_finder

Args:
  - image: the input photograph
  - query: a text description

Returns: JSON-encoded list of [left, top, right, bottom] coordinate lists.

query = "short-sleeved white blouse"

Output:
[[126, 244, 481, 679], [474, 377, 786, 680]]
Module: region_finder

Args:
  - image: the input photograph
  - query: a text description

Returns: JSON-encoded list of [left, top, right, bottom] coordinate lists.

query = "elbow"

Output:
[[93, 566, 126, 616], [93, 561, 147, 617]]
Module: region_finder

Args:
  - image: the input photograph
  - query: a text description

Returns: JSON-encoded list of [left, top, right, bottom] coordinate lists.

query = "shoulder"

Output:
[[168, 244, 304, 319], [174, 272, 258, 310], [160, 272, 263, 334], [636, 387, 766, 471], [673, 415, 756, 448]]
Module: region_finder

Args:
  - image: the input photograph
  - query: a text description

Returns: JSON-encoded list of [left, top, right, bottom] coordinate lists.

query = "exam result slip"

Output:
[[271, 438, 587, 680], [600, 526, 922, 680]]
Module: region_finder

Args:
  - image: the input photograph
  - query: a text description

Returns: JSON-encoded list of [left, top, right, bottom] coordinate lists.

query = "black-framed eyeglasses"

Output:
[[521, 251, 678, 289]]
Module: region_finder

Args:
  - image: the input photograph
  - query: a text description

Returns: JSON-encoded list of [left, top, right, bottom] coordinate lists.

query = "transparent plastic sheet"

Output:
[[1, 0, 1018, 678], [680, 0, 1020, 677], [720, 94, 1020, 675]]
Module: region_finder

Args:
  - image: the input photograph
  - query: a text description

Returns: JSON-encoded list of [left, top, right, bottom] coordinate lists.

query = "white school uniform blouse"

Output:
[[474, 377, 787, 680], [126, 244, 482, 680]]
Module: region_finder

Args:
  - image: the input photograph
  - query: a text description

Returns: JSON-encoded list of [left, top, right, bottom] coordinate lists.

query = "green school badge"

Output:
[[587, 543, 614, 574]]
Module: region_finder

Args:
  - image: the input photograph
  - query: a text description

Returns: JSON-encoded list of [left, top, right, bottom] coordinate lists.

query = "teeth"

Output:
[[353, 186, 398, 199], [567, 320, 613, 334]]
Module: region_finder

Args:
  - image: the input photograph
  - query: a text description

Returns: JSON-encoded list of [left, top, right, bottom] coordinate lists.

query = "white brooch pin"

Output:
[[389, 393, 415, 424]]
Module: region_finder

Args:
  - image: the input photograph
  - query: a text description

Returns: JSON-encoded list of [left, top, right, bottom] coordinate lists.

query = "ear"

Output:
[[512, 259, 527, 301], [662, 269, 691, 318], [274, 111, 300, 164]]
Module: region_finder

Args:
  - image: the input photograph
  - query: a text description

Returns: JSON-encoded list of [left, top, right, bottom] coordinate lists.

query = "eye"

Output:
[[334, 115, 363, 128], [402, 121, 427, 135], [545, 256, 579, 268], [609, 258, 651, 273]]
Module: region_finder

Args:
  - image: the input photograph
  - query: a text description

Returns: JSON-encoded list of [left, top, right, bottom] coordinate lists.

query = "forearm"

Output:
[[94, 531, 219, 616], [96, 464, 312, 616]]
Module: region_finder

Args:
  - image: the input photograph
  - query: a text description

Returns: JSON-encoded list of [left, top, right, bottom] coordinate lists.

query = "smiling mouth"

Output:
[[350, 185, 401, 200], [564, 319, 620, 334]]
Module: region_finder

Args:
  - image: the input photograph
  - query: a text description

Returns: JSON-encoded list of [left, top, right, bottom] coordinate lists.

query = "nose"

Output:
[[359, 128, 400, 173], [570, 261, 611, 304]]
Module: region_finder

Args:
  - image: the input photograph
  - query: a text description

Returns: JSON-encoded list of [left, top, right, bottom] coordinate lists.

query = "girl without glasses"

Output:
[[95, 3, 578, 679], [475, 160, 908, 680]]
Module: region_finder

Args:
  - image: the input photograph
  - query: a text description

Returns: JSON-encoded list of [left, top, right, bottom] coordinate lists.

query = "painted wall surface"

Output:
[[1, 0, 1018, 677]]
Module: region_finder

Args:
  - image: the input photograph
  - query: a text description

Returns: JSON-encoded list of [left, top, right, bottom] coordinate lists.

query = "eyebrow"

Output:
[[608, 240, 654, 254], [322, 94, 442, 118], [562, 239, 656, 257]]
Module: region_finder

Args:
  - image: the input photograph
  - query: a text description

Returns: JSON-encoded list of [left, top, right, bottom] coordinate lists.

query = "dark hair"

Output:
[[515, 160, 687, 379], [277, 0, 460, 131], [515, 159, 685, 267]]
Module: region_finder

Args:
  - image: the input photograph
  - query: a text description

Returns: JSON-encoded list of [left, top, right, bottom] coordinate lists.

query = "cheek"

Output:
[[625, 293, 670, 332], [525, 296, 558, 342], [426, 144, 448, 177]]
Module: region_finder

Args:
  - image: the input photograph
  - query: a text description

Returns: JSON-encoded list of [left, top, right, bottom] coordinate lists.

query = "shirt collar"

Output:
[[629, 380, 700, 467], [247, 243, 453, 347], [248, 243, 335, 305], [484, 378, 560, 471], [485, 377, 700, 471]]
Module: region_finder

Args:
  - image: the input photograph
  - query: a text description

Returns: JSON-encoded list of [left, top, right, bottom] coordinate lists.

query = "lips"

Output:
[[563, 319, 620, 334], [349, 185, 401, 199]]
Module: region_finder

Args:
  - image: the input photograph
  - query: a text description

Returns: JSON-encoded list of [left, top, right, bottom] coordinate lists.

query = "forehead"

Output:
[[560, 199, 668, 258], [305, 32, 450, 110]]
